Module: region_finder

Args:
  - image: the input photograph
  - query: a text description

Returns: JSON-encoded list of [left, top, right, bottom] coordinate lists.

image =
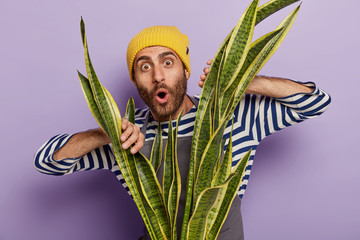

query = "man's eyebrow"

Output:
[[135, 55, 151, 65], [159, 51, 178, 59], [135, 51, 178, 66]]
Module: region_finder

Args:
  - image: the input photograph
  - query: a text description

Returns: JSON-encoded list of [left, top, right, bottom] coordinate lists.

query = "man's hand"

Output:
[[121, 118, 145, 154], [199, 59, 212, 88]]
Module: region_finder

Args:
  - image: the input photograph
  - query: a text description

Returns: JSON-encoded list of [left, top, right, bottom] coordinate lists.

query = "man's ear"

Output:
[[185, 69, 190, 80]]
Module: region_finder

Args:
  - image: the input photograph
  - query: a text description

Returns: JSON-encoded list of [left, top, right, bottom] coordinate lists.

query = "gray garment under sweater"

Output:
[[139, 97, 244, 240]]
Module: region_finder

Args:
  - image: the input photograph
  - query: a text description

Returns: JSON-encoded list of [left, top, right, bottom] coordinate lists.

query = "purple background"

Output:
[[1, 0, 359, 239]]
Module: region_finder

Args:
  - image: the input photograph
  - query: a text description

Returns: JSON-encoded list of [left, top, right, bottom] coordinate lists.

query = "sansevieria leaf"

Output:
[[135, 152, 171, 239], [205, 130, 235, 236], [207, 150, 251, 240], [256, 0, 300, 25], [219, 0, 259, 95], [150, 123, 162, 173], [78, 71, 108, 133], [186, 187, 221, 240], [220, 28, 283, 116], [125, 97, 135, 124], [78, 18, 172, 239], [193, 119, 228, 202], [228, 5, 301, 118]]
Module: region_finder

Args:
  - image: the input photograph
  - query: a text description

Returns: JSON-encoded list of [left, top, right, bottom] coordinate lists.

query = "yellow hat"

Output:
[[126, 25, 191, 81]]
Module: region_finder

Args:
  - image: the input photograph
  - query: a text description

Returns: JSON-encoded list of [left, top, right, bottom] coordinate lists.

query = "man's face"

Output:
[[133, 46, 189, 121]]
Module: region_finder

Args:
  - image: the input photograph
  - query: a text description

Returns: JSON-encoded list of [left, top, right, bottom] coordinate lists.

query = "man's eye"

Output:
[[164, 60, 173, 66], [141, 64, 151, 71]]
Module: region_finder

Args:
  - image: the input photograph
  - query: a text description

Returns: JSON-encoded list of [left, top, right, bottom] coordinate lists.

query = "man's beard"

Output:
[[136, 74, 187, 121]]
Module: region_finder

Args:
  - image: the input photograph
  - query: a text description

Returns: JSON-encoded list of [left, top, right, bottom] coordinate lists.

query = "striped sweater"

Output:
[[34, 81, 331, 198]]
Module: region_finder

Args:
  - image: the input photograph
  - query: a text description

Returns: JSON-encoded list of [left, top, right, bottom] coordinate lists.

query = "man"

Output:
[[34, 26, 331, 239]]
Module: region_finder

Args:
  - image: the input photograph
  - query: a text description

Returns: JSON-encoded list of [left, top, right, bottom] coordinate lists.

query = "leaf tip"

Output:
[[80, 17, 86, 45], [129, 96, 134, 103], [80, 16, 85, 29]]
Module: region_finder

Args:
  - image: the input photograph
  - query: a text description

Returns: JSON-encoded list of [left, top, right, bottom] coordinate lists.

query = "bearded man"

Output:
[[34, 26, 331, 240]]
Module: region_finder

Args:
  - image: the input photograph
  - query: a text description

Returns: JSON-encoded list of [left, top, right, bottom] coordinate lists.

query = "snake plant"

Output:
[[78, 0, 301, 239]]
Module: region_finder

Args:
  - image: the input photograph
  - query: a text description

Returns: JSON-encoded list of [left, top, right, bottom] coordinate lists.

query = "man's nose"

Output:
[[153, 65, 165, 84]]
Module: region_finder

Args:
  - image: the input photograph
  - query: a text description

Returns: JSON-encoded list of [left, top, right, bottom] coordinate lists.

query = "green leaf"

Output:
[[187, 174, 236, 240], [135, 153, 171, 239], [206, 135, 234, 234], [80, 18, 122, 143], [182, 35, 231, 240], [220, 28, 283, 116], [168, 113, 182, 239], [77, 71, 108, 134], [139, 190, 165, 240], [125, 97, 135, 124], [207, 150, 251, 240], [228, 5, 301, 118], [181, 98, 214, 239], [186, 187, 220, 240], [150, 123, 162, 173], [256, 0, 300, 25], [163, 116, 182, 239], [212, 49, 227, 134], [122, 148, 162, 238], [194, 95, 216, 180], [219, 0, 259, 96], [193, 119, 228, 203], [163, 118, 174, 212], [191, 41, 229, 179], [79, 18, 158, 239], [212, 128, 234, 187]]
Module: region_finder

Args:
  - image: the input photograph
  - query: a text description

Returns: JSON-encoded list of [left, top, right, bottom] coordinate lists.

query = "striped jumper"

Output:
[[34, 81, 331, 198]]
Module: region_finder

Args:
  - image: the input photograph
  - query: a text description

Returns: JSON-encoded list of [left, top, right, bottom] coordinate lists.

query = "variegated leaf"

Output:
[[207, 150, 251, 240], [150, 123, 162, 173], [256, 0, 300, 25], [219, 0, 259, 96], [135, 152, 171, 239]]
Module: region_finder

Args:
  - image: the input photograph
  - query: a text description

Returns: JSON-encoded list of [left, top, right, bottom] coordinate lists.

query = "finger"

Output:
[[122, 128, 139, 149], [130, 133, 145, 154], [207, 59, 212, 65], [203, 67, 210, 74], [120, 123, 134, 142], [198, 80, 204, 88], [200, 74, 206, 81], [122, 118, 129, 130]]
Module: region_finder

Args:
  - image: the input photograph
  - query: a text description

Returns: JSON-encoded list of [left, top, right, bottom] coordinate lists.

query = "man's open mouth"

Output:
[[155, 89, 169, 104]]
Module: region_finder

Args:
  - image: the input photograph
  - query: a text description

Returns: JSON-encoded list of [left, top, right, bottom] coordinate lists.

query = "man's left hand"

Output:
[[199, 59, 212, 88]]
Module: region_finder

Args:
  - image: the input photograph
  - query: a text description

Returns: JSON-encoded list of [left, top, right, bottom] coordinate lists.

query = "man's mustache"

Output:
[[152, 83, 171, 95]]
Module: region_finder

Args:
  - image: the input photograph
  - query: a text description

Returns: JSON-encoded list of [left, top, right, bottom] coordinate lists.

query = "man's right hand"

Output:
[[120, 118, 145, 154]]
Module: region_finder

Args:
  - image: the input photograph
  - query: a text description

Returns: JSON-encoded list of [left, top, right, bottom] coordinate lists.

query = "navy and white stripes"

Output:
[[34, 81, 331, 198]]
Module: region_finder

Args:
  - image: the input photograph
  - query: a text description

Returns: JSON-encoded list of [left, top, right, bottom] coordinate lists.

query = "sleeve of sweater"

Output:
[[226, 81, 331, 198], [33, 133, 115, 176], [248, 81, 331, 141]]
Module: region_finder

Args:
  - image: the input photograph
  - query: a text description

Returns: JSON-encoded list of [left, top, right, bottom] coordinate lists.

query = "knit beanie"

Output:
[[126, 25, 190, 81]]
